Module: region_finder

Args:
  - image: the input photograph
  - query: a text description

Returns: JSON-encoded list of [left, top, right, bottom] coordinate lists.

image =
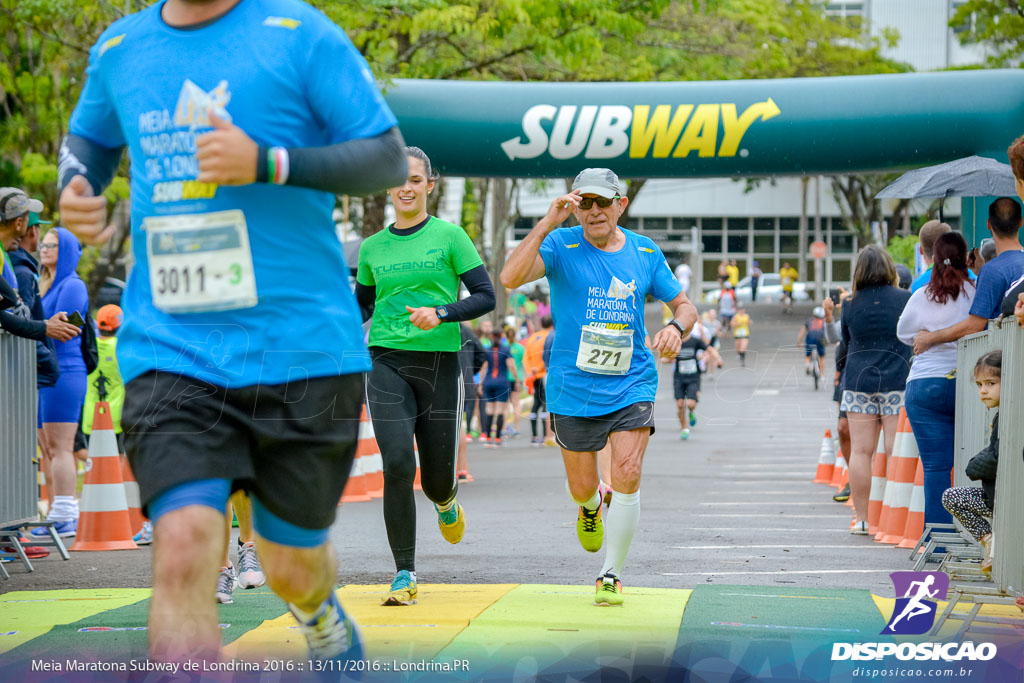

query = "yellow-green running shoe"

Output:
[[577, 505, 603, 552], [435, 501, 465, 544], [594, 574, 624, 606], [382, 570, 417, 606]]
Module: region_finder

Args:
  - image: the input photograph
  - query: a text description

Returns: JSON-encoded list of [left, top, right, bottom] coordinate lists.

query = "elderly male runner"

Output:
[[57, 0, 406, 666], [502, 168, 697, 605]]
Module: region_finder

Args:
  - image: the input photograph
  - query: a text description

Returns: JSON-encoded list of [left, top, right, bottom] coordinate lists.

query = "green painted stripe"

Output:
[[0, 589, 151, 656], [0, 586, 286, 671]]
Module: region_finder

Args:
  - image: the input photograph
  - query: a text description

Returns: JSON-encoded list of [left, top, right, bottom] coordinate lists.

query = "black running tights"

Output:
[[367, 348, 461, 572]]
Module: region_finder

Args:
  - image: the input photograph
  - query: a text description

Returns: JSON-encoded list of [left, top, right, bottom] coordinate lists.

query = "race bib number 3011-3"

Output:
[[144, 209, 258, 314], [576, 324, 633, 375]]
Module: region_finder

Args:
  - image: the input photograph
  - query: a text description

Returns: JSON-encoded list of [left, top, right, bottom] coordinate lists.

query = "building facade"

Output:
[[506, 0, 984, 297]]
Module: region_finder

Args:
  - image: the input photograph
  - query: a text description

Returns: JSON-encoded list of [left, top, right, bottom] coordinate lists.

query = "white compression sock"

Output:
[[50, 495, 76, 521], [600, 490, 640, 578], [565, 480, 600, 510]]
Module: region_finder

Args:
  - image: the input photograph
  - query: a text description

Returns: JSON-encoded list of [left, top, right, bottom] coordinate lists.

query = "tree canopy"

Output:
[[0, 0, 918, 296]]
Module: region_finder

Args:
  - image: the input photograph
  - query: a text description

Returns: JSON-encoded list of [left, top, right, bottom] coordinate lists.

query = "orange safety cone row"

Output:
[[38, 469, 49, 517], [877, 409, 919, 545], [120, 455, 145, 536], [340, 451, 372, 504], [814, 429, 836, 484], [897, 457, 926, 549], [358, 407, 384, 499], [412, 438, 423, 492], [831, 448, 849, 489], [867, 431, 888, 533], [72, 402, 137, 551]]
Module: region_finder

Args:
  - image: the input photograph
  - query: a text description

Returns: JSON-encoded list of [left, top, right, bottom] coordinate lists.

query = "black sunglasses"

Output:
[[578, 196, 620, 210]]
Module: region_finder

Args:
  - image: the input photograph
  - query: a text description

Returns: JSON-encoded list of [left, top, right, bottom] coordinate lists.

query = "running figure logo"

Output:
[[173, 79, 231, 129], [883, 571, 949, 635], [606, 276, 636, 301]]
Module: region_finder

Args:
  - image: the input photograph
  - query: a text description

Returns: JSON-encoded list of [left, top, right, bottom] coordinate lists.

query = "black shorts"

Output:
[[674, 375, 701, 401], [122, 370, 363, 530], [550, 402, 656, 452]]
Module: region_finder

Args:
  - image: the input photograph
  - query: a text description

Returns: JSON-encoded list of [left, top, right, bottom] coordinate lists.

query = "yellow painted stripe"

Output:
[[436, 584, 690, 668], [223, 584, 517, 662], [872, 594, 1024, 639], [0, 589, 150, 654]]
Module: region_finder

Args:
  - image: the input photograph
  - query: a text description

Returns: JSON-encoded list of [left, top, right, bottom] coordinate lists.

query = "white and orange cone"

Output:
[[814, 429, 836, 484], [71, 402, 137, 551]]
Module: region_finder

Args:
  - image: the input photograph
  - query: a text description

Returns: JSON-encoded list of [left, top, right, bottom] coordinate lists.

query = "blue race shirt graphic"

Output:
[[883, 571, 949, 635], [69, 0, 397, 387], [540, 226, 681, 417]]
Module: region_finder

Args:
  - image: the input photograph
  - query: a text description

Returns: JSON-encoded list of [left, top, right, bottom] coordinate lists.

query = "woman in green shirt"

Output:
[[356, 147, 496, 606]]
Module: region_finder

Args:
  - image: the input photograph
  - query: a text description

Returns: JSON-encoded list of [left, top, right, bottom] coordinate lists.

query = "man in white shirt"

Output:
[[674, 260, 692, 297]]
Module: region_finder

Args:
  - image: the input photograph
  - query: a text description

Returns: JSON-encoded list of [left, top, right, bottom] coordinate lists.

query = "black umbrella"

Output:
[[875, 155, 1017, 226], [875, 155, 1017, 200]]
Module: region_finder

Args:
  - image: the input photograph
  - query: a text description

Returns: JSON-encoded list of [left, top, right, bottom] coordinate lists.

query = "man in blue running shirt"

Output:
[[57, 0, 406, 667], [501, 168, 697, 607]]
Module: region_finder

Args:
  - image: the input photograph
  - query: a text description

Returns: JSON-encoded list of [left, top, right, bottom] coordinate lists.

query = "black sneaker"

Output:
[[833, 484, 850, 503]]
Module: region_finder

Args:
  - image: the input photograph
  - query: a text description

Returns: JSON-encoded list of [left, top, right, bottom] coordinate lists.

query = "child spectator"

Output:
[[941, 351, 1008, 574]]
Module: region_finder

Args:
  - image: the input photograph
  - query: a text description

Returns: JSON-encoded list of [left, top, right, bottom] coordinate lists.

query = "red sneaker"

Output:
[[2, 540, 49, 559]]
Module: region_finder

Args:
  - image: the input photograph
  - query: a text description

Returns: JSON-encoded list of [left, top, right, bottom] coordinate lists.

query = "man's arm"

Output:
[[912, 315, 987, 355], [204, 121, 408, 195], [0, 309, 46, 342], [500, 191, 580, 289], [58, 135, 122, 245], [649, 291, 698, 358]]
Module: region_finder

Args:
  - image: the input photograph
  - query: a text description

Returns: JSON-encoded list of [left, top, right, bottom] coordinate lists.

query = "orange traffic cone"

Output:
[[897, 458, 926, 549], [359, 409, 384, 499], [38, 469, 49, 517], [412, 439, 422, 492], [340, 452, 372, 504], [120, 455, 145, 536], [71, 402, 137, 551], [867, 432, 888, 533], [831, 448, 849, 489], [877, 409, 918, 545], [814, 430, 836, 484]]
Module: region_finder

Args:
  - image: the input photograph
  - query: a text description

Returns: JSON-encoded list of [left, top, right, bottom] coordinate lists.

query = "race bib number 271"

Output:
[[144, 209, 258, 314], [576, 324, 633, 375]]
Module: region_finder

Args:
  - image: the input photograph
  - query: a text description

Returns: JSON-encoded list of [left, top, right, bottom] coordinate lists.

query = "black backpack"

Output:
[[80, 308, 99, 374]]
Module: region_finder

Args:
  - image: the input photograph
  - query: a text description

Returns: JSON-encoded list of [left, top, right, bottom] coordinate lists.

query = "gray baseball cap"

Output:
[[0, 188, 43, 221], [571, 168, 624, 198]]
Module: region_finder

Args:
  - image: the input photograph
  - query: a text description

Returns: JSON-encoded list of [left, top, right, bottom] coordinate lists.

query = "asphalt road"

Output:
[[1, 301, 914, 596]]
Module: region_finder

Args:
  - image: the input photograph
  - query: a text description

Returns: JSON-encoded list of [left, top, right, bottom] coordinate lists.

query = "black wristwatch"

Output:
[[667, 319, 687, 338], [435, 306, 449, 321]]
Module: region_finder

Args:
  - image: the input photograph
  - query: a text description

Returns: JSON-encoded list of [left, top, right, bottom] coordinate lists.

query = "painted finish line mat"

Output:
[[0, 583, 1011, 672]]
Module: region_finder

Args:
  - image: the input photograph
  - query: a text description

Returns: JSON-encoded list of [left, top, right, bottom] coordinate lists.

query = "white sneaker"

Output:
[[132, 520, 154, 545], [850, 520, 869, 535], [236, 541, 266, 589], [215, 565, 237, 604]]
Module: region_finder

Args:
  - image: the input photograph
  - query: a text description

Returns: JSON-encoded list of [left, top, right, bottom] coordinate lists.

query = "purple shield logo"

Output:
[[882, 571, 950, 635]]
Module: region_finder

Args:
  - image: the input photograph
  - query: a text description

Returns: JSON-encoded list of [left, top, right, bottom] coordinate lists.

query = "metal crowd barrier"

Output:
[[954, 317, 1023, 594], [0, 330, 38, 528], [954, 331, 999, 485]]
